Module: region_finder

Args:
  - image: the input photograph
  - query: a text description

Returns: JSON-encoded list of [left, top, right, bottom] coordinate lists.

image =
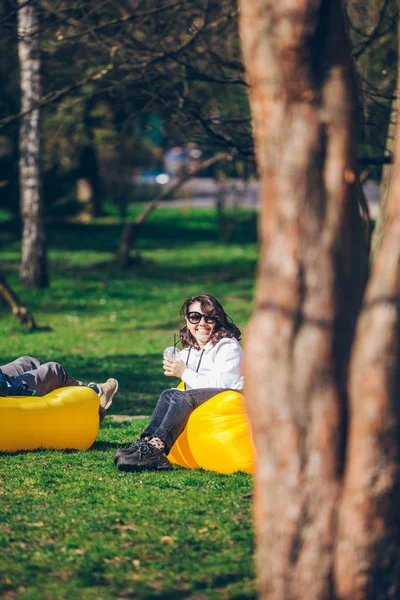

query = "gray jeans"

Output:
[[1, 356, 83, 396], [141, 387, 232, 453]]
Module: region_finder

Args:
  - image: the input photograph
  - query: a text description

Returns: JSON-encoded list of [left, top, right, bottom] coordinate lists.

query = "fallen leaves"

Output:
[[28, 521, 45, 528], [160, 535, 175, 545]]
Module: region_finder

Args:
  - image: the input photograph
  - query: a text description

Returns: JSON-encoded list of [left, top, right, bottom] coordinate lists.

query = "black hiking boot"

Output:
[[113, 440, 142, 465], [115, 440, 172, 472]]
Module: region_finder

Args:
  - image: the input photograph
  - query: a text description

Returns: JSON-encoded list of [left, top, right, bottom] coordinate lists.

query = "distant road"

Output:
[[159, 178, 381, 219]]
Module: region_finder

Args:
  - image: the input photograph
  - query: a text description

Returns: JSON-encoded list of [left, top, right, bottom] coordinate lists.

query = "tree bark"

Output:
[[239, 0, 369, 598], [370, 9, 399, 260], [215, 169, 227, 241], [18, 0, 48, 288], [78, 98, 102, 219], [335, 89, 400, 600]]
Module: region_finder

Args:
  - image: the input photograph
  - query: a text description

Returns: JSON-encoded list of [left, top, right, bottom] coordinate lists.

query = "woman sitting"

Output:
[[114, 293, 244, 471]]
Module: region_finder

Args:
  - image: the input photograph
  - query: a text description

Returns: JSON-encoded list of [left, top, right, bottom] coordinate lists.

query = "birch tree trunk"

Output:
[[18, 0, 48, 288], [238, 0, 369, 597]]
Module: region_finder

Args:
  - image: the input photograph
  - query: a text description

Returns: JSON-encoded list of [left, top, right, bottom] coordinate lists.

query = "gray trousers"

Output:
[[141, 387, 230, 453], [1, 356, 83, 396]]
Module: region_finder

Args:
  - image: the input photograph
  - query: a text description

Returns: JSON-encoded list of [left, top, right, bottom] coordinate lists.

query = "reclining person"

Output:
[[0, 356, 118, 422]]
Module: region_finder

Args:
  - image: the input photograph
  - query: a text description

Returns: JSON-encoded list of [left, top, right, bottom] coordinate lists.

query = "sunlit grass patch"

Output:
[[0, 207, 257, 598]]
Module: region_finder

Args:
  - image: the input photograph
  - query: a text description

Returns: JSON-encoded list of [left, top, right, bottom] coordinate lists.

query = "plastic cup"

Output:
[[163, 346, 177, 358]]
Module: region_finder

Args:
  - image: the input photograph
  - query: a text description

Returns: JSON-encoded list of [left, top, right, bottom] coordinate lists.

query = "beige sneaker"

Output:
[[91, 378, 118, 422]]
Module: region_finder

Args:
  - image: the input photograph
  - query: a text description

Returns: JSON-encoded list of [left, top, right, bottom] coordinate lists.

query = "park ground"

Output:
[[0, 206, 257, 600]]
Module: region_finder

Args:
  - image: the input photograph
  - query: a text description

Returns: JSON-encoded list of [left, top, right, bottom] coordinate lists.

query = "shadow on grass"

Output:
[[89, 440, 138, 451], [1, 212, 258, 254], [0, 440, 144, 457], [39, 257, 257, 297], [0, 447, 80, 456]]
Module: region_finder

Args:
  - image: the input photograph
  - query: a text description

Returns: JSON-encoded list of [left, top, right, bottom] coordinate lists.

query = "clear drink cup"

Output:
[[163, 346, 178, 359]]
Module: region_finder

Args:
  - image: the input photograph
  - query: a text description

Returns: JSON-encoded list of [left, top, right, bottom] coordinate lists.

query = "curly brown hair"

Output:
[[179, 294, 241, 350]]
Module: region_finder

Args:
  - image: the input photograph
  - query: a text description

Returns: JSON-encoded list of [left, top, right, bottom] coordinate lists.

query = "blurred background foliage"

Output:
[[0, 0, 254, 222], [0, 0, 396, 223]]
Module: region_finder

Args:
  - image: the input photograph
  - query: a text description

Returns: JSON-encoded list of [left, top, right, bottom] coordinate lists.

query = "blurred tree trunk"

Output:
[[76, 98, 102, 219], [215, 169, 227, 241], [370, 7, 399, 259], [238, 0, 395, 597], [370, 99, 396, 259], [18, 0, 48, 288], [335, 102, 400, 596]]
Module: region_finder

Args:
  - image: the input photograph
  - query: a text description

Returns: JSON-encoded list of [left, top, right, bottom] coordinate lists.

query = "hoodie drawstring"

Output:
[[184, 348, 205, 390]]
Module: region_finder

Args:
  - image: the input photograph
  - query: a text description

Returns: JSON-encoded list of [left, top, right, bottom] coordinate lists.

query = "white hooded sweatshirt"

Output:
[[178, 337, 244, 390]]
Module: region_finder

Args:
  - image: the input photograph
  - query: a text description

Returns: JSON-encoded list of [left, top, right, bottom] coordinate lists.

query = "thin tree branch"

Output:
[[117, 151, 233, 267], [0, 269, 48, 329], [61, 1, 183, 41], [0, 46, 117, 131]]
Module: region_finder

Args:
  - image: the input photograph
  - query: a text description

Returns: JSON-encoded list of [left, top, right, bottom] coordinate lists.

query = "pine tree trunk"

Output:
[[18, 0, 48, 288], [238, 0, 369, 597]]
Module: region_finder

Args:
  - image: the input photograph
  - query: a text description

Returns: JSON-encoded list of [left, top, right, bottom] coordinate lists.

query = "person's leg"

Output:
[[113, 388, 181, 464], [9, 361, 84, 396], [139, 388, 182, 440], [115, 388, 226, 471], [92, 379, 119, 422], [4, 359, 118, 419], [1, 356, 40, 377], [143, 388, 225, 452]]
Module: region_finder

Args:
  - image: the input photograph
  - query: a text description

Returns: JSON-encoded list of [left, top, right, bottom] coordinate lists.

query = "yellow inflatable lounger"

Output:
[[0, 387, 100, 452], [169, 385, 255, 474]]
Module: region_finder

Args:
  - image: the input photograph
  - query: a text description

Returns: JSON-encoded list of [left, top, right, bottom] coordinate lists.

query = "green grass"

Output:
[[0, 207, 258, 599]]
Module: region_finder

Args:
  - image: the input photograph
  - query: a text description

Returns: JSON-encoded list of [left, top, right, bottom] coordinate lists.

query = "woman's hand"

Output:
[[163, 357, 186, 378]]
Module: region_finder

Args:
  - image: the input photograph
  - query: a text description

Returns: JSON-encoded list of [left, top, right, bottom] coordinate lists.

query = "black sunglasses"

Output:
[[186, 311, 217, 325]]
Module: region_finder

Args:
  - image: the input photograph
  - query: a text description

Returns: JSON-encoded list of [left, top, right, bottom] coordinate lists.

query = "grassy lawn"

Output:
[[0, 206, 258, 599]]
